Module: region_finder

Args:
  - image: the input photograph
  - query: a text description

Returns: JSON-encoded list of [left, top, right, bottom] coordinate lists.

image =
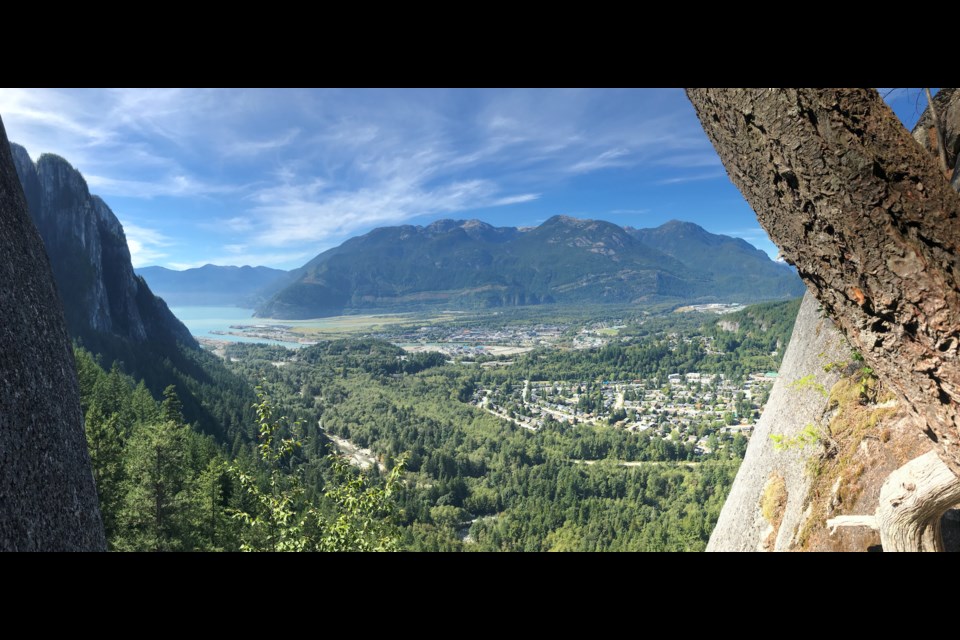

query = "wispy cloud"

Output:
[[721, 226, 774, 246], [245, 176, 528, 247], [223, 217, 256, 232], [85, 173, 238, 199], [654, 152, 722, 168], [492, 193, 540, 206], [225, 128, 301, 156], [656, 171, 727, 185], [569, 148, 631, 173], [1, 88, 723, 267], [723, 226, 767, 236]]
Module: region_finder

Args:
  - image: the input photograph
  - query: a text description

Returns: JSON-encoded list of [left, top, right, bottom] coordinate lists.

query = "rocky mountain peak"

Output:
[[256, 214, 803, 319], [9, 141, 195, 347]]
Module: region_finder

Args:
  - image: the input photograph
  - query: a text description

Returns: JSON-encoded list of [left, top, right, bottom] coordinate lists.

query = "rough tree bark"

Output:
[[687, 88, 960, 551], [876, 451, 960, 551]]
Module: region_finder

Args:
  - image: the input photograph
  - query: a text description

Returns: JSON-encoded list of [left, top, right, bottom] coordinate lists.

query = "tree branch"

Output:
[[925, 88, 950, 176]]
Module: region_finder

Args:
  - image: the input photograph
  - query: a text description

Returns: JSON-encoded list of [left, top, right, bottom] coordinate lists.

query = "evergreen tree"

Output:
[[230, 385, 405, 551], [116, 420, 190, 551], [162, 385, 185, 426], [84, 405, 126, 544]]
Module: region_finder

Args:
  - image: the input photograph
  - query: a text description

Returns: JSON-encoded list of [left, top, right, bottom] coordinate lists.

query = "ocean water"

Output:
[[169, 306, 294, 346]]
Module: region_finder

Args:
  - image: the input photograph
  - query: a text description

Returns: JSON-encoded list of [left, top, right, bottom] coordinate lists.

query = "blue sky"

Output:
[[0, 88, 931, 270]]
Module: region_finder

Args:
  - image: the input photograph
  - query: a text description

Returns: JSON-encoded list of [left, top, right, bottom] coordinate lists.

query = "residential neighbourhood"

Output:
[[470, 371, 774, 454]]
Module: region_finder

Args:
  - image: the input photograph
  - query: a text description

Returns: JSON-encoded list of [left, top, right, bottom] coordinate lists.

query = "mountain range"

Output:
[[255, 216, 804, 319], [8, 140, 802, 328], [136, 264, 289, 307]]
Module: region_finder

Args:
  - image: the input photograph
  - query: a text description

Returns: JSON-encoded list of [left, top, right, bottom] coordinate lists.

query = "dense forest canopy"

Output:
[[77, 298, 800, 551]]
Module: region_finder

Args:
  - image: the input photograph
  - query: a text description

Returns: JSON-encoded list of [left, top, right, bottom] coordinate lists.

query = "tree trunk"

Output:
[[924, 88, 950, 177], [876, 451, 960, 551], [913, 88, 959, 178], [686, 88, 960, 476], [687, 88, 960, 551], [825, 452, 960, 551]]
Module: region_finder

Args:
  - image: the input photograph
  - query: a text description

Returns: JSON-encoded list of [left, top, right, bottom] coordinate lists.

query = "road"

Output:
[[476, 401, 538, 431]]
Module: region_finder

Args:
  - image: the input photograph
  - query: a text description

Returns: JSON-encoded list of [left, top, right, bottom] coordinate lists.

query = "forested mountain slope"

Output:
[[257, 216, 804, 319]]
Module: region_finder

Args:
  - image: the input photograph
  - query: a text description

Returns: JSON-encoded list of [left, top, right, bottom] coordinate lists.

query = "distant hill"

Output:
[[257, 215, 805, 319], [137, 264, 290, 307]]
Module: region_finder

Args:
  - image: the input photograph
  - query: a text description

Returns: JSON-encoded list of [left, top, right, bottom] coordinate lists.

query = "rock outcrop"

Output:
[[9, 143, 195, 347], [0, 116, 106, 551], [708, 291, 850, 551], [708, 290, 955, 551]]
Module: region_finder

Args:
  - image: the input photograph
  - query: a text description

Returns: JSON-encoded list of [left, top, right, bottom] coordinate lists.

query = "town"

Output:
[[470, 371, 774, 455]]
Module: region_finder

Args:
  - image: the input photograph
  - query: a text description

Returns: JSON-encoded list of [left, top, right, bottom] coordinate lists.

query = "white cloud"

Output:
[[0, 88, 240, 199], [196, 217, 257, 235], [492, 193, 540, 206], [655, 152, 722, 168], [1, 88, 725, 265], [122, 223, 173, 267], [223, 217, 255, 232], [225, 128, 301, 156], [722, 226, 768, 239], [85, 173, 237, 199], [245, 177, 514, 247], [569, 148, 631, 174]]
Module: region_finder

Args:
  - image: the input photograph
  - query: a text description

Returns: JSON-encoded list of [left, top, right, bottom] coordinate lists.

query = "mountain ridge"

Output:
[[137, 264, 289, 307], [257, 215, 804, 319]]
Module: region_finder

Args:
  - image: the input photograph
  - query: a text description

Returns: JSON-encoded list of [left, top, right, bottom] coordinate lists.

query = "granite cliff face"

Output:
[[707, 292, 850, 550], [0, 116, 106, 551], [9, 143, 194, 347]]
